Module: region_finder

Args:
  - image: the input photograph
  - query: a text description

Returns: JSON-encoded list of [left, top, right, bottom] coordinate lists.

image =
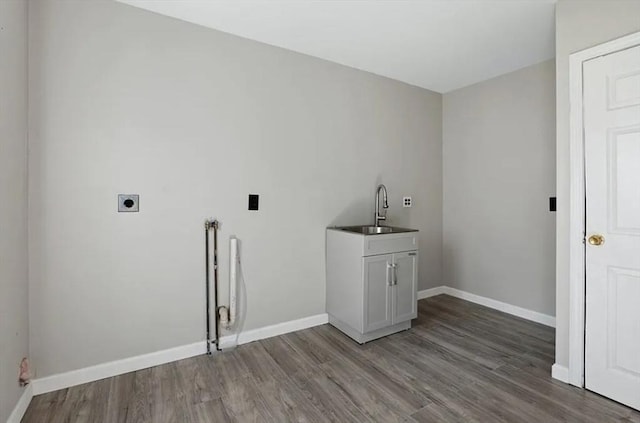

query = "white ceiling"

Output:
[[115, 0, 556, 93]]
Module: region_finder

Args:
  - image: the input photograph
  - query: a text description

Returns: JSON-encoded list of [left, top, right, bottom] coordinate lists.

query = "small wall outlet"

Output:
[[118, 194, 139, 212], [248, 194, 259, 211], [403, 196, 412, 208]]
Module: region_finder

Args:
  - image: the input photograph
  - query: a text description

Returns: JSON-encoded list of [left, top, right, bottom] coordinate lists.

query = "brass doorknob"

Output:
[[588, 234, 605, 246]]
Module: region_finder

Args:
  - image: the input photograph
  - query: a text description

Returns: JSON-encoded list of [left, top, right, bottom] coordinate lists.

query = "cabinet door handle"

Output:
[[387, 263, 393, 286], [393, 264, 398, 285]]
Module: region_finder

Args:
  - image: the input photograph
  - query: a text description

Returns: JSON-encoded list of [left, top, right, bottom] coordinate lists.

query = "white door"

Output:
[[363, 254, 392, 332], [392, 251, 418, 324], [584, 44, 640, 411]]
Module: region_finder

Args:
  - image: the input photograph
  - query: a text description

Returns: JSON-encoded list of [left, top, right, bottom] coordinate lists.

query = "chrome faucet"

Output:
[[374, 184, 389, 227]]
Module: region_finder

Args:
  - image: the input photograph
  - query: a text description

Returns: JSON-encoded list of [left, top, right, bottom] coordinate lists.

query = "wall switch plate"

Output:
[[118, 194, 139, 212], [549, 196, 557, 212], [403, 196, 412, 208], [248, 194, 259, 211]]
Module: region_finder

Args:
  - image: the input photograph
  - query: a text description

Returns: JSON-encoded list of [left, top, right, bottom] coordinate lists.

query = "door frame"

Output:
[[567, 30, 640, 388]]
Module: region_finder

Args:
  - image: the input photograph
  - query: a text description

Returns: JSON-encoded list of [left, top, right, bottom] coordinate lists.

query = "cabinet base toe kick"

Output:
[[328, 315, 411, 344]]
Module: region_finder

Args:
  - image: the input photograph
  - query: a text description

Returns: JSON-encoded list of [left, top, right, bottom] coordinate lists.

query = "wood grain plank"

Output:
[[220, 375, 276, 422]]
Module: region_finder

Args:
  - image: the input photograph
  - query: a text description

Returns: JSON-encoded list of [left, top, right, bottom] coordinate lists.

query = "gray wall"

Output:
[[443, 60, 556, 316], [555, 0, 640, 368], [28, 0, 442, 378], [0, 0, 29, 420]]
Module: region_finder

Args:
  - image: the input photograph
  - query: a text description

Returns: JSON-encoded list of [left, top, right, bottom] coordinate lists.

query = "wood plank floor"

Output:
[[23, 295, 640, 422]]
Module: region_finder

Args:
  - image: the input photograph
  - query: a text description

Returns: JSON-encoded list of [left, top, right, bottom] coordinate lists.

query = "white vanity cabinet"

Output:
[[326, 227, 418, 343], [363, 251, 418, 332]]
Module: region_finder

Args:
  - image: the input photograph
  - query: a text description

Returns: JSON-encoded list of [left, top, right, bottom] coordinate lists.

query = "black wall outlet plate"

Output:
[[248, 194, 259, 211], [549, 197, 557, 212]]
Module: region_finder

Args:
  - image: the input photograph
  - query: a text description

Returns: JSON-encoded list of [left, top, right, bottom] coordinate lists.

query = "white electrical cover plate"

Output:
[[403, 197, 412, 208]]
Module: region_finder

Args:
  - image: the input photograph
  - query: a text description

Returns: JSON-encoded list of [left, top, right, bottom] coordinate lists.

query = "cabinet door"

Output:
[[392, 251, 418, 324], [363, 254, 393, 332]]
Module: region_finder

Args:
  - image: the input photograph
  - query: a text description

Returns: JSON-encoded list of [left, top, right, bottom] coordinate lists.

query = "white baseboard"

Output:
[[443, 287, 556, 327], [7, 383, 33, 423], [552, 363, 570, 383], [417, 286, 446, 299], [29, 289, 552, 397], [32, 341, 205, 395], [219, 313, 328, 349], [31, 313, 328, 395], [418, 286, 556, 328]]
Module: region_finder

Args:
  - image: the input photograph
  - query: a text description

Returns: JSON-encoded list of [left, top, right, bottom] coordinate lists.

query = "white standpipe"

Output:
[[229, 237, 238, 326]]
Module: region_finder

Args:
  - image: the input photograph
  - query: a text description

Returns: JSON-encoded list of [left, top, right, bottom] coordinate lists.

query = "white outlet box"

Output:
[[403, 196, 412, 208]]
